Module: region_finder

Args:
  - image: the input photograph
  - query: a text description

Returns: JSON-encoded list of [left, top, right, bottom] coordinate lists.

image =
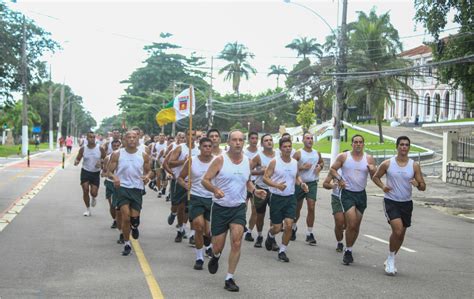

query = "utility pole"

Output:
[[58, 83, 65, 148], [330, 0, 348, 165], [207, 56, 214, 130], [172, 80, 176, 136], [66, 96, 72, 136], [21, 16, 28, 156], [48, 71, 54, 150]]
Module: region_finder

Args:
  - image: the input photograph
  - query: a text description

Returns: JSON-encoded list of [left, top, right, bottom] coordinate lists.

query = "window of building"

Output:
[[426, 95, 431, 115]]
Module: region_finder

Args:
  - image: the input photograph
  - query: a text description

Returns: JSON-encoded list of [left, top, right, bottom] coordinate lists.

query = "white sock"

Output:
[[346, 247, 352, 252], [195, 248, 204, 260], [388, 251, 395, 259], [258, 231, 263, 237], [206, 244, 212, 250], [247, 229, 253, 234], [292, 223, 297, 230], [306, 227, 313, 235], [268, 232, 275, 238], [179, 226, 184, 233], [125, 240, 131, 246], [213, 252, 221, 258], [190, 230, 195, 237], [279, 244, 287, 253], [225, 273, 233, 280]]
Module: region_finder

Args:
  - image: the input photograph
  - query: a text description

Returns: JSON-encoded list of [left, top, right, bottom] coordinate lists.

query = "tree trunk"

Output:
[[377, 114, 384, 143]]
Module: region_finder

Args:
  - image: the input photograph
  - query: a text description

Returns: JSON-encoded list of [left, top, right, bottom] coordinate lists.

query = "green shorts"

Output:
[[189, 195, 212, 221], [269, 193, 296, 224], [295, 180, 318, 201], [115, 187, 143, 212], [104, 180, 115, 199], [340, 189, 367, 214], [253, 186, 270, 214], [210, 203, 246, 236], [172, 182, 188, 206], [331, 194, 344, 215]]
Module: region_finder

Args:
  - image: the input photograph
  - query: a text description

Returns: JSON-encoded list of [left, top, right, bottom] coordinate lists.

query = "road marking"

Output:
[[131, 239, 164, 299], [458, 214, 474, 220], [363, 234, 417, 253]]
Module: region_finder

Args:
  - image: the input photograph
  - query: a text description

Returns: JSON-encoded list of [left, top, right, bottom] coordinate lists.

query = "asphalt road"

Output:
[[0, 150, 473, 298]]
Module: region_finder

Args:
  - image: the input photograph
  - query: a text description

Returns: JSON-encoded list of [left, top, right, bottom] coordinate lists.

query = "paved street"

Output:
[[0, 150, 473, 298]]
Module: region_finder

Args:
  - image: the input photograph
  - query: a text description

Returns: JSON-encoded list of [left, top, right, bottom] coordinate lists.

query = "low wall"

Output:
[[446, 161, 474, 187]]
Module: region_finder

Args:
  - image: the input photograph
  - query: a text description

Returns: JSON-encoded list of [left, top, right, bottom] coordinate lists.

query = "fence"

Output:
[[365, 149, 423, 165], [455, 136, 474, 163]]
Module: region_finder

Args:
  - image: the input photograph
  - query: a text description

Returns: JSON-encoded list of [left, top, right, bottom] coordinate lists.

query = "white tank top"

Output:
[[153, 142, 167, 162], [172, 144, 199, 178], [137, 144, 147, 154], [116, 148, 144, 189], [244, 148, 259, 181], [255, 150, 275, 189], [82, 145, 101, 172], [385, 157, 415, 202], [190, 155, 214, 198], [269, 155, 298, 196], [341, 152, 369, 192], [212, 153, 250, 207], [105, 153, 113, 182], [298, 148, 320, 183], [332, 169, 342, 197]]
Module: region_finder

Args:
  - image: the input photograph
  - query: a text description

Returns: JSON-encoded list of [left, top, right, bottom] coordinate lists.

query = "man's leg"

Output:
[[342, 206, 363, 265], [81, 182, 91, 216], [292, 199, 304, 240], [208, 231, 227, 274], [334, 212, 345, 251], [305, 198, 317, 245], [227, 223, 244, 275], [120, 204, 133, 256], [193, 215, 206, 269], [389, 218, 406, 254]]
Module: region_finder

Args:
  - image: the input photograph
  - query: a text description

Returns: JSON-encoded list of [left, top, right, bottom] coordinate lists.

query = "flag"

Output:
[[156, 86, 195, 126]]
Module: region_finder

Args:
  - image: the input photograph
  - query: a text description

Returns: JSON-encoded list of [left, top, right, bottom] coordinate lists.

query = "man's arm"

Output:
[[263, 160, 284, 190], [412, 162, 426, 191], [141, 152, 152, 185], [250, 155, 264, 176], [372, 159, 391, 192], [168, 147, 185, 168], [366, 154, 377, 178], [329, 153, 345, 178], [107, 151, 120, 188], [316, 152, 324, 174], [177, 159, 190, 190], [202, 156, 224, 198], [101, 155, 110, 177], [322, 173, 335, 190], [74, 147, 84, 166]]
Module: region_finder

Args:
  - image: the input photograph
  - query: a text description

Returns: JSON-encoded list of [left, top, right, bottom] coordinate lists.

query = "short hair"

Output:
[[279, 137, 292, 149], [351, 134, 364, 143], [396, 136, 411, 147], [111, 139, 121, 146], [87, 131, 94, 135], [207, 129, 221, 137], [248, 131, 258, 139], [131, 126, 140, 132], [260, 133, 272, 144], [282, 132, 291, 137], [228, 130, 244, 141], [199, 137, 212, 146], [303, 132, 313, 138]]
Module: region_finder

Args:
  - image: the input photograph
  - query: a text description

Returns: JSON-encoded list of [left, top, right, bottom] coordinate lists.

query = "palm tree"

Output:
[[286, 37, 323, 60], [268, 65, 287, 88], [346, 9, 417, 143], [218, 42, 257, 95]]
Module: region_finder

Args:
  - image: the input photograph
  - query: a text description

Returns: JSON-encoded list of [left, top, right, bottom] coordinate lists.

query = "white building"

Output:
[[385, 44, 466, 123]]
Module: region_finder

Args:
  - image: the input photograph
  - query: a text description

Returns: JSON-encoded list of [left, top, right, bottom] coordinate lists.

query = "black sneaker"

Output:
[[272, 241, 280, 252], [131, 227, 139, 240], [110, 220, 117, 229], [122, 244, 132, 256], [224, 278, 239, 292], [117, 233, 124, 244], [306, 233, 317, 246], [158, 193, 162, 198], [189, 235, 195, 247], [166, 194, 171, 202], [205, 247, 213, 258], [167, 213, 176, 225], [161, 188, 166, 195], [278, 251, 290, 262], [290, 227, 297, 241], [254, 236, 263, 248], [244, 232, 254, 242], [175, 231, 183, 243], [182, 231, 188, 239], [194, 259, 204, 270], [336, 243, 344, 252], [208, 255, 220, 274], [265, 235, 273, 251], [343, 250, 354, 265]]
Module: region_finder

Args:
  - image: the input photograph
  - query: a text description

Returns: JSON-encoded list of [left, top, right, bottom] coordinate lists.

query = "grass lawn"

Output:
[[438, 118, 474, 123], [0, 143, 49, 157]]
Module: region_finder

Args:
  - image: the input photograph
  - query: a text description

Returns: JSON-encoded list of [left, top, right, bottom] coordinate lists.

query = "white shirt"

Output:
[[212, 153, 250, 207], [268, 154, 298, 196]]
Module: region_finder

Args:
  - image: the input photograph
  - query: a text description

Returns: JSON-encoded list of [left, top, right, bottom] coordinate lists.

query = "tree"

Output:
[[296, 100, 315, 132], [0, 3, 59, 98], [0, 101, 41, 137], [414, 0, 474, 111], [268, 65, 287, 88], [218, 42, 257, 95], [285, 37, 323, 60], [346, 9, 416, 143]]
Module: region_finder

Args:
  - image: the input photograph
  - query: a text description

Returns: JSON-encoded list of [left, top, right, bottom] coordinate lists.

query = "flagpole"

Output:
[[187, 85, 193, 202]]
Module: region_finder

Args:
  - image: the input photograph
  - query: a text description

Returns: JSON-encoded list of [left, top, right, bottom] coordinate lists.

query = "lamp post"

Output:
[[247, 122, 251, 132], [262, 120, 265, 132]]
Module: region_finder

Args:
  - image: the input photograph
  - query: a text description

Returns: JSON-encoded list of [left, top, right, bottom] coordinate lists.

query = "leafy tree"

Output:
[[268, 65, 287, 88], [296, 100, 315, 132], [230, 121, 245, 132], [0, 101, 41, 136], [218, 42, 256, 95], [414, 0, 474, 111], [286, 37, 323, 60]]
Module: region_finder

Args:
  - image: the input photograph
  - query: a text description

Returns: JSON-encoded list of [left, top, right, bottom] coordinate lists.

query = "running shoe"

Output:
[[244, 232, 254, 242], [175, 231, 183, 243], [343, 250, 354, 265], [254, 236, 263, 248], [208, 256, 220, 274], [194, 259, 204, 270], [336, 243, 344, 252], [384, 258, 397, 276], [131, 227, 139, 240], [167, 213, 176, 225], [306, 233, 317, 246], [224, 278, 239, 292], [117, 233, 125, 244], [290, 227, 297, 241], [122, 244, 132, 256], [205, 247, 213, 258], [278, 251, 290, 262], [83, 210, 91, 217], [110, 220, 117, 229], [189, 235, 195, 247]]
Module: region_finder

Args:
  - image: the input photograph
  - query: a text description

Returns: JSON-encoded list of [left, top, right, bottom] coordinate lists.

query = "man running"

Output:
[[178, 137, 214, 270], [102, 139, 122, 228], [149, 133, 168, 196], [243, 131, 259, 242], [292, 132, 323, 245], [102, 129, 121, 155], [372, 136, 426, 275], [207, 129, 223, 156], [263, 137, 308, 262], [202, 130, 266, 292], [250, 133, 275, 248], [74, 131, 106, 216], [166, 130, 199, 242], [330, 134, 376, 265], [162, 132, 185, 202], [107, 130, 152, 256], [65, 135, 73, 154]]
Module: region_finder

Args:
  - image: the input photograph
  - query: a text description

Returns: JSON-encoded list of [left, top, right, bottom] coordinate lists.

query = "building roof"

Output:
[[400, 44, 432, 57]]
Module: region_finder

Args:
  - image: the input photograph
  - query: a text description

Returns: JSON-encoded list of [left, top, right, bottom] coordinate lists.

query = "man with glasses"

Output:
[[330, 135, 376, 265], [372, 136, 426, 275]]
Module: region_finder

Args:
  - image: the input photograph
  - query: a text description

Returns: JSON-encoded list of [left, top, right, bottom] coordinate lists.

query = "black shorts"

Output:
[[80, 169, 100, 187], [384, 198, 413, 228], [253, 185, 270, 214]]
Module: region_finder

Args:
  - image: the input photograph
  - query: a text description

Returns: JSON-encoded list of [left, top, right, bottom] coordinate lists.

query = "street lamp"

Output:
[[247, 122, 251, 132], [262, 120, 265, 132], [283, 0, 336, 35]]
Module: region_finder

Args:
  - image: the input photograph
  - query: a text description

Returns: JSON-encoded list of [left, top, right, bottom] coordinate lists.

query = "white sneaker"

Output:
[[91, 197, 96, 207], [384, 258, 397, 276], [83, 210, 91, 217]]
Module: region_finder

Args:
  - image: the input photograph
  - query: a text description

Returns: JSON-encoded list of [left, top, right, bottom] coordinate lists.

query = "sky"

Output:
[[8, 0, 458, 125]]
